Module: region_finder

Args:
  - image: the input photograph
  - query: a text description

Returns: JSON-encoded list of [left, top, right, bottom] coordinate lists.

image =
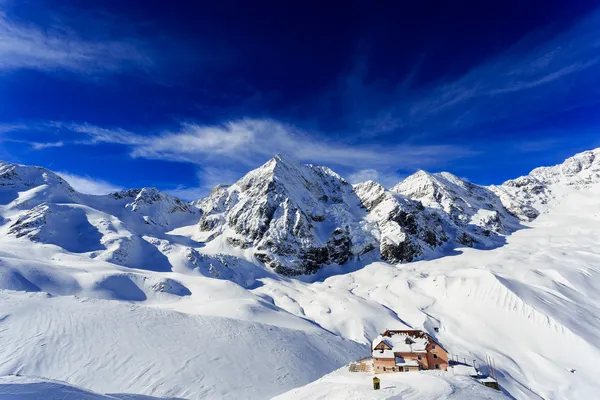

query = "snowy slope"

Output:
[[0, 150, 599, 399], [392, 170, 520, 235], [274, 367, 507, 400], [257, 183, 600, 399], [0, 375, 119, 400], [490, 148, 600, 220], [0, 291, 366, 400]]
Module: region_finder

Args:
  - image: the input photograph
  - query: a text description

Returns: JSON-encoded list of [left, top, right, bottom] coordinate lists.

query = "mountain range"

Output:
[[4, 149, 598, 278], [1, 148, 599, 399]]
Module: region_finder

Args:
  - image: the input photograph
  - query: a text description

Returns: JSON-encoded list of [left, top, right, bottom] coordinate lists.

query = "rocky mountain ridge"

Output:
[[1, 148, 599, 276]]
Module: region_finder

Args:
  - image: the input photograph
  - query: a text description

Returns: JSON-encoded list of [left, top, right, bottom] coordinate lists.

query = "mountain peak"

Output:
[[0, 161, 73, 190], [391, 170, 437, 196], [263, 153, 305, 174]]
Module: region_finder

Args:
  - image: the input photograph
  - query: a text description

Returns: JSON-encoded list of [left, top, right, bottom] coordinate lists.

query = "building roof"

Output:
[[373, 331, 428, 353], [371, 335, 392, 350], [372, 349, 394, 359], [380, 329, 446, 352]]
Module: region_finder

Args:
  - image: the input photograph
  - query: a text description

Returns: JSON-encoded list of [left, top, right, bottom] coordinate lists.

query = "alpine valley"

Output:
[[1, 148, 600, 399]]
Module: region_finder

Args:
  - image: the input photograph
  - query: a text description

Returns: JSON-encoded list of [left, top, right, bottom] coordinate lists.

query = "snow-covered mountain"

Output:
[[195, 154, 377, 275], [1, 149, 600, 399], [490, 148, 600, 220], [4, 150, 599, 278], [194, 152, 552, 275]]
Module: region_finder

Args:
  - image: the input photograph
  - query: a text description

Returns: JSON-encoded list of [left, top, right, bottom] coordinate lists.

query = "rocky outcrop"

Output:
[[109, 187, 199, 227]]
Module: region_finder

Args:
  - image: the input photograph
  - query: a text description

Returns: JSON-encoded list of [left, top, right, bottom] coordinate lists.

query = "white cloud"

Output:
[[0, 7, 151, 74], [31, 141, 64, 150], [0, 123, 29, 133], [57, 172, 123, 195], [164, 167, 243, 201], [61, 119, 474, 170], [347, 169, 380, 183], [347, 168, 405, 188]]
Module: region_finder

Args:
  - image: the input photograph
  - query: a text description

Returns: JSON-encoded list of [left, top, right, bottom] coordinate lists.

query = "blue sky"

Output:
[[1, 0, 600, 199]]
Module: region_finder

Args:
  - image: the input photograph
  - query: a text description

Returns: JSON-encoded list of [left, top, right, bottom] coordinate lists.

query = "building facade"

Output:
[[372, 329, 448, 373]]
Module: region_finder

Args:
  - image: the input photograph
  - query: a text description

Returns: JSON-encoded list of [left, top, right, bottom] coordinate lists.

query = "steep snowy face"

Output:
[[109, 187, 199, 227], [530, 148, 600, 185], [0, 162, 200, 273], [491, 148, 600, 220], [392, 170, 518, 235], [7, 204, 105, 253], [354, 181, 457, 263], [0, 162, 78, 208], [197, 155, 377, 275], [0, 162, 72, 189]]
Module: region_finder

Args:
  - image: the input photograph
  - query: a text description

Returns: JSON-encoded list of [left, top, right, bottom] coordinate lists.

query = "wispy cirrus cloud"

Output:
[[0, 5, 152, 74], [56, 172, 123, 195], [30, 141, 64, 150], [340, 9, 600, 137], [347, 168, 380, 183], [52, 119, 475, 170], [164, 167, 243, 201], [347, 168, 406, 188]]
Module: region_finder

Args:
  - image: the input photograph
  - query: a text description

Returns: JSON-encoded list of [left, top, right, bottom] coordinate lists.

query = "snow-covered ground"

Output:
[[0, 375, 144, 400], [0, 151, 599, 399], [0, 291, 365, 399], [259, 185, 600, 399], [273, 367, 506, 400]]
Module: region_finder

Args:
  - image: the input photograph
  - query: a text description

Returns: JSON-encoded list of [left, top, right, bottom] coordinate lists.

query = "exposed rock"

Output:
[[380, 236, 422, 264], [457, 232, 476, 247], [327, 228, 352, 265], [227, 237, 252, 249]]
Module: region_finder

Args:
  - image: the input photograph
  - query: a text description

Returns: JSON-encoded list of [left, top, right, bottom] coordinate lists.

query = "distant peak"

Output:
[[258, 154, 304, 174], [0, 161, 73, 190], [395, 170, 434, 185], [353, 180, 384, 190], [408, 170, 433, 179], [272, 153, 300, 166]]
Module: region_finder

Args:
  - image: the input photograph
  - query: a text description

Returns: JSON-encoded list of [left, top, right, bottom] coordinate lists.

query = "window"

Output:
[[404, 367, 409, 372], [432, 345, 436, 349], [433, 354, 438, 359], [417, 355, 422, 360], [435, 364, 440, 369]]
